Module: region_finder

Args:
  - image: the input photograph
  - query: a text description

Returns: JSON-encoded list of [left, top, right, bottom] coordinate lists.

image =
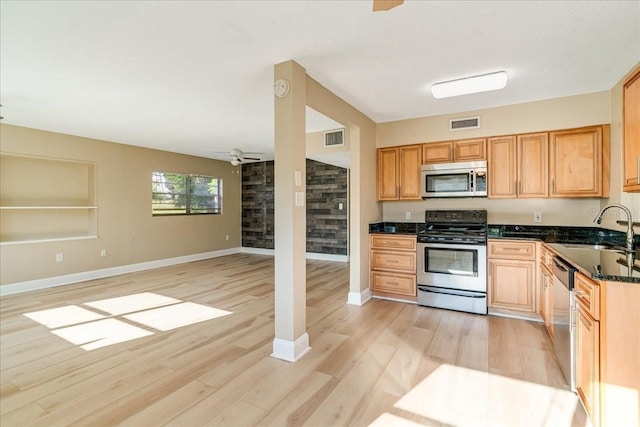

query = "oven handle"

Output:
[[418, 286, 486, 298]]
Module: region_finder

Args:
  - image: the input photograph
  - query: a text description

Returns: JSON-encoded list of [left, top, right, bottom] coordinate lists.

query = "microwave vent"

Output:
[[324, 129, 345, 147], [449, 116, 480, 131]]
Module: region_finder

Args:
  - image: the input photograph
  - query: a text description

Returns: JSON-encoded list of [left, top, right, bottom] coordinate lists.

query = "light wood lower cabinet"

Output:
[[370, 234, 417, 300], [577, 302, 600, 425], [539, 244, 554, 339], [540, 265, 554, 339], [573, 272, 640, 427], [487, 240, 537, 314]]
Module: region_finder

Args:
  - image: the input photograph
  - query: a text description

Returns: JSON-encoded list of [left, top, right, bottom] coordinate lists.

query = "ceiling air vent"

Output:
[[324, 129, 345, 147], [449, 116, 480, 131]]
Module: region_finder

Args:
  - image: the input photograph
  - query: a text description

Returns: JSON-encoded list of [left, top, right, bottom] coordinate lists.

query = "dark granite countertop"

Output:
[[547, 243, 640, 283], [368, 222, 419, 235], [369, 222, 640, 284]]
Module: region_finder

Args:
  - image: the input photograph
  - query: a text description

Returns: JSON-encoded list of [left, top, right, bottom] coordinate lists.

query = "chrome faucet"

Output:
[[593, 204, 635, 252]]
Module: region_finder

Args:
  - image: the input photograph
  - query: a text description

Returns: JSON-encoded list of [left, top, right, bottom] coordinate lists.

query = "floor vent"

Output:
[[324, 129, 345, 147], [449, 116, 480, 131]]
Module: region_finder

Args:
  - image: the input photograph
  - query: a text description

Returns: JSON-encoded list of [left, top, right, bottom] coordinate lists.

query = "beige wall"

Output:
[[376, 90, 632, 226], [600, 62, 640, 231], [377, 91, 611, 147], [306, 76, 380, 296], [0, 124, 241, 286]]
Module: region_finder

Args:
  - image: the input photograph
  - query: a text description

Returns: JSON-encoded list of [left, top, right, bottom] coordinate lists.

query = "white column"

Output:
[[271, 60, 310, 362]]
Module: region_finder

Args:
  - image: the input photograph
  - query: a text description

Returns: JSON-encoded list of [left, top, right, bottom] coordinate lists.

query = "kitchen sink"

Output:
[[559, 242, 623, 251]]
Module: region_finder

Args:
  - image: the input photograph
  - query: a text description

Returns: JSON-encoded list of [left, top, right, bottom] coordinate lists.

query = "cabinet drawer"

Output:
[[488, 240, 536, 260], [370, 234, 416, 251], [371, 271, 416, 296], [370, 250, 416, 273], [540, 244, 554, 273], [575, 272, 600, 320]]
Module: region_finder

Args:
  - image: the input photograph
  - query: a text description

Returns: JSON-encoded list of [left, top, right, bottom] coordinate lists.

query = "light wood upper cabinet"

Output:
[[623, 67, 640, 192], [453, 138, 486, 161], [398, 145, 422, 199], [377, 145, 422, 201], [549, 125, 610, 198], [488, 133, 547, 198], [422, 138, 486, 164], [377, 147, 399, 200], [422, 141, 453, 164]]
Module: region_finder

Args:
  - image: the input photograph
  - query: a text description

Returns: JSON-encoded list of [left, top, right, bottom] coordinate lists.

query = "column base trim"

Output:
[[347, 288, 372, 306], [271, 333, 311, 362]]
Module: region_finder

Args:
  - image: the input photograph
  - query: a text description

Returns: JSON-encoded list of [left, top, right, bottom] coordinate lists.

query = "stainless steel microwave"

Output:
[[421, 160, 487, 198]]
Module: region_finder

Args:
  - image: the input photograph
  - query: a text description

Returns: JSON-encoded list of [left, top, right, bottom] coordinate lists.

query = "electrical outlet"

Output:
[[405, 211, 411, 220], [533, 212, 542, 223], [225, 234, 229, 241], [100, 249, 108, 257], [55, 253, 64, 262]]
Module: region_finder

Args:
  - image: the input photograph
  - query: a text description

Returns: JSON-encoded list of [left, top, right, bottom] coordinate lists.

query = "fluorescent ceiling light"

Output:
[[431, 71, 508, 99]]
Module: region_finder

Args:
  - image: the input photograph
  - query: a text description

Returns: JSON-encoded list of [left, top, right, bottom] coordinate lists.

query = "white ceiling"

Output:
[[1, 1, 639, 165]]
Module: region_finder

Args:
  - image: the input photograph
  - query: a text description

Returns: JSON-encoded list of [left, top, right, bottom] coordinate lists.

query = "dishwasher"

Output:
[[552, 255, 577, 391]]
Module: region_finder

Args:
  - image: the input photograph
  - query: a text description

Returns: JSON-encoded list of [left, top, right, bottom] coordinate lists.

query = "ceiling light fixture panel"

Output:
[[431, 71, 508, 99]]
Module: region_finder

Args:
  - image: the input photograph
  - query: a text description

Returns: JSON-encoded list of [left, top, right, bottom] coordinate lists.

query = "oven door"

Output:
[[417, 242, 487, 293]]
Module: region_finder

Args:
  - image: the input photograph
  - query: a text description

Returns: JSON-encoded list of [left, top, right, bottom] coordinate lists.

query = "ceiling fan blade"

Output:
[[373, 0, 404, 12], [243, 156, 261, 161]]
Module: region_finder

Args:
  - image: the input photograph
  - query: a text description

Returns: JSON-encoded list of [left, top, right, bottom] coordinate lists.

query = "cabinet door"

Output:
[[488, 259, 536, 313], [518, 132, 548, 198], [454, 138, 486, 161], [399, 145, 422, 200], [576, 306, 600, 425], [377, 148, 398, 200], [422, 142, 453, 164], [542, 269, 554, 339], [549, 126, 609, 198], [623, 67, 640, 192], [488, 136, 517, 198]]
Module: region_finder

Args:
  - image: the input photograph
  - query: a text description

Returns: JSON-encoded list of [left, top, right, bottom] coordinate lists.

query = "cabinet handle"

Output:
[[552, 179, 555, 194], [637, 155, 640, 185]]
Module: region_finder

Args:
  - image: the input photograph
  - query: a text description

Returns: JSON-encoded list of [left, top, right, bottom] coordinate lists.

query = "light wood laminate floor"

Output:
[[0, 254, 588, 426]]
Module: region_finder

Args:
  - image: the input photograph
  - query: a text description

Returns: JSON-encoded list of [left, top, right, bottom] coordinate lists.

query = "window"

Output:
[[152, 171, 222, 215]]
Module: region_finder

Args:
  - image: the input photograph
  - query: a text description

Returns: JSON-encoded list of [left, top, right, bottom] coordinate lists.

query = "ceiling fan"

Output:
[[219, 148, 262, 166], [373, 0, 404, 12]]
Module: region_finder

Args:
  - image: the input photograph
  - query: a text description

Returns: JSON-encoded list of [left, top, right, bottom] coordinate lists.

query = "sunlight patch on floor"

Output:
[[124, 302, 232, 331], [84, 292, 181, 315], [51, 318, 154, 350], [23, 305, 105, 328], [23, 292, 232, 351], [393, 363, 582, 427], [368, 412, 427, 427]]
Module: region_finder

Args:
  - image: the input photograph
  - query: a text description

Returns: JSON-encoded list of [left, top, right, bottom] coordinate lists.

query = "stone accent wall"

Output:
[[241, 159, 348, 255], [241, 161, 274, 249], [305, 159, 348, 255]]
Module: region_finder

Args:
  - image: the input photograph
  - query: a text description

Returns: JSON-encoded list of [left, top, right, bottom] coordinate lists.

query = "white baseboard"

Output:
[[241, 247, 275, 256], [305, 252, 349, 262], [271, 333, 311, 362], [347, 288, 372, 306], [241, 247, 348, 263], [0, 247, 242, 297]]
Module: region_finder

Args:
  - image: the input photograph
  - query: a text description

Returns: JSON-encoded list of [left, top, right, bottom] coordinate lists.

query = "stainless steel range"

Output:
[[417, 209, 488, 315]]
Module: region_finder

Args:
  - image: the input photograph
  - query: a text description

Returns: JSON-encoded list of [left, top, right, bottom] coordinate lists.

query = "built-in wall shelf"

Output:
[[0, 153, 97, 244]]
